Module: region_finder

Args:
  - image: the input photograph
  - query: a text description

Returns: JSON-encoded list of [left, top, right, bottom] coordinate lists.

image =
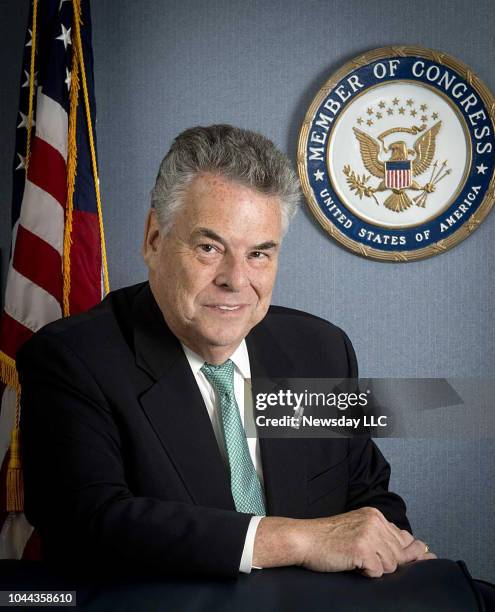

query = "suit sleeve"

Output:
[[18, 332, 252, 579], [342, 332, 412, 533]]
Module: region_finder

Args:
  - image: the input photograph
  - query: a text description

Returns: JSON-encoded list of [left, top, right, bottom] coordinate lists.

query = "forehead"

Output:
[[177, 173, 282, 237]]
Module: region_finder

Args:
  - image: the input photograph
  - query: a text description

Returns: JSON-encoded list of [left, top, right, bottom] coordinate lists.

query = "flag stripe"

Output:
[[19, 181, 64, 255], [26, 136, 66, 207], [35, 89, 68, 161], [4, 268, 62, 336], [69, 210, 102, 312], [10, 221, 20, 260], [13, 225, 62, 304], [0, 313, 33, 362], [386, 169, 412, 190]]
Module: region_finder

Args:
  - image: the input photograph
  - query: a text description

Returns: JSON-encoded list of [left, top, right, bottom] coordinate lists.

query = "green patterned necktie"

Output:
[[201, 360, 266, 516]]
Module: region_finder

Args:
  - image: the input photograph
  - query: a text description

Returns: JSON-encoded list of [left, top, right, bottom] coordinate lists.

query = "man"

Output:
[[18, 124, 434, 580]]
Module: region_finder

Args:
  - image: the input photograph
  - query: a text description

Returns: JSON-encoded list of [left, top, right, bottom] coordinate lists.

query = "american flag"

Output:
[[385, 161, 412, 190], [0, 0, 109, 559]]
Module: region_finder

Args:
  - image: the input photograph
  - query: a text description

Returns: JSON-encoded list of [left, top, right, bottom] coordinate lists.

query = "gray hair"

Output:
[[150, 124, 300, 235]]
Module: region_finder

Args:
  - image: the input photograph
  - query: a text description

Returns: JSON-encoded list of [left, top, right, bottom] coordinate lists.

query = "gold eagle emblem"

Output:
[[344, 121, 448, 212]]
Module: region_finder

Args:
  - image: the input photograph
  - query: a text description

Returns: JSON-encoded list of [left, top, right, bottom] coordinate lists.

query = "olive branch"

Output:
[[343, 165, 380, 206]]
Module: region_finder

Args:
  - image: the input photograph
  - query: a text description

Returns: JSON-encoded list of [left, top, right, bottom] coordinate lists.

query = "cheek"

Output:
[[179, 269, 217, 313], [251, 270, 276, 308], [164, 255, 206, 291], [154, 264, 192, 312], [256, 266, 277, 292]]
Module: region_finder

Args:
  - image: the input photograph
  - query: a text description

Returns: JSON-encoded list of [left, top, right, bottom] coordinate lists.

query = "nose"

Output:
[[214, 253, 249, 291]]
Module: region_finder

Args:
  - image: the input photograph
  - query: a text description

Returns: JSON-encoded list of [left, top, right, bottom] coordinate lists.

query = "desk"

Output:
[[0, 559, 484, 611]]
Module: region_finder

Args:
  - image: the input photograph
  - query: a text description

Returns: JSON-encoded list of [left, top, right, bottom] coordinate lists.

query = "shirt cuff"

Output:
[[239, 515, 264, 573]]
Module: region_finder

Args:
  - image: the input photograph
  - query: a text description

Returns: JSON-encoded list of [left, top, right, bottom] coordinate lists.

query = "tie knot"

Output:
[[201, 359, 235, 396]]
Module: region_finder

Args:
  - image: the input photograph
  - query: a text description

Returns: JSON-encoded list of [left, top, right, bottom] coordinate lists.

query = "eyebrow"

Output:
[[191, 227, 279, 251]]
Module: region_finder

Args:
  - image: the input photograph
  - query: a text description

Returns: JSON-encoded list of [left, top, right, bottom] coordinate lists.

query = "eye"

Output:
[[199, 243, 217, 253], [249, 250, 268, 259], [196, 243, 223, 259]]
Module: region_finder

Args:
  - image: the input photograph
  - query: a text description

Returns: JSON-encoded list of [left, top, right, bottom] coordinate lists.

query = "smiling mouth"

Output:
[[204, 304, 246, 312]]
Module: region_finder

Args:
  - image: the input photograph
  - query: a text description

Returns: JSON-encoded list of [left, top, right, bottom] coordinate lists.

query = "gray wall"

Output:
[[1, 0, 494, 582]]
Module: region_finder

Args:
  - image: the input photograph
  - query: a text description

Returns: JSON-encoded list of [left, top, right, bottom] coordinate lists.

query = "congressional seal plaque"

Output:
[[298, 46, 495, 261]]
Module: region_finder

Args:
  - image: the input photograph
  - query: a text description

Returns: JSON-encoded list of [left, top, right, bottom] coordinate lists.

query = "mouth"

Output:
[[204, 304, 247, 314]]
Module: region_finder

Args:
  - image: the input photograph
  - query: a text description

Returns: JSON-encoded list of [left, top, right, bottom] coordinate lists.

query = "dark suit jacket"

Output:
[[17, 282, 410, 579]]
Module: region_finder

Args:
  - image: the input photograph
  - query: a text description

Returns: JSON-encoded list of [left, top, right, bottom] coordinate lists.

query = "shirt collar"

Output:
[[181, 339, 251, 379]]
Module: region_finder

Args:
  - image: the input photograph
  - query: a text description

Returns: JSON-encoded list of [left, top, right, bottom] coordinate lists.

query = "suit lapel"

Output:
[[132, 284, 234, 510], [247, 322, 308, 517]]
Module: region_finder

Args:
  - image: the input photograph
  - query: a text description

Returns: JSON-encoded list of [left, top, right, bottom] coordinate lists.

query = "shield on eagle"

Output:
[[385, 159, 412, 189], [385, 160, 412, 189]]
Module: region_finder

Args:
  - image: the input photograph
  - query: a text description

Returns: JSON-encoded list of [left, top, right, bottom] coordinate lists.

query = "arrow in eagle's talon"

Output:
[[433, 168, 451, 185], [432, 160, 448, 184], [427, 160, 438, 186]]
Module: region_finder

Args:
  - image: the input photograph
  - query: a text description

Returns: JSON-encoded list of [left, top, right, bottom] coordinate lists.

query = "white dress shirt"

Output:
[[181, 340, 264, 573]]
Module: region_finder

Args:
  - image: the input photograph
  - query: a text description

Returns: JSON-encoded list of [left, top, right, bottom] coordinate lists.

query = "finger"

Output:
[[363, 508, 406, 552], [358, 509, 411, 572], [374, 512, 413, 549], [374, 530, 407, 572], [417, 552, 437, 561], [376, 550, 398, 574], [385, 523, 415, 548], [361, 553, 384, 578], [404, 551, 437, 565], [402, 539, 430, 563], [364, 511, 408, 570], [400, 529, 415, 545]]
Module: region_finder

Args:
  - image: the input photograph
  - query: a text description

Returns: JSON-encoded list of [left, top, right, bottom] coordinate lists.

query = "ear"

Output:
[[142, 208, 162, 267]]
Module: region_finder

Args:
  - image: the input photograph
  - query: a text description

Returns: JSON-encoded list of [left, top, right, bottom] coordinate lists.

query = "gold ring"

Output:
[[424, 543, 430, 554]]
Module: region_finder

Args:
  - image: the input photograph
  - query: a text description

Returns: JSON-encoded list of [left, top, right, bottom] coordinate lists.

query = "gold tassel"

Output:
[[0, 351, 20, 390], [6, 427, 23, 512], [1, 352, 23, 512]]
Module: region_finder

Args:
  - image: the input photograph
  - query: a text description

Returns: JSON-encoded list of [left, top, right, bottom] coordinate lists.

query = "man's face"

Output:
[[143, 172, 283, 363]]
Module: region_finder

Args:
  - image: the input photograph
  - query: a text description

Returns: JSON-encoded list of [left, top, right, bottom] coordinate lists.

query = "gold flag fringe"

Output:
[[0, 352, 20, 392], [2, 0, 38, 512], [1, 351, 22, 512], [24, 0, 38, 171], [62, 27, 80, 317]]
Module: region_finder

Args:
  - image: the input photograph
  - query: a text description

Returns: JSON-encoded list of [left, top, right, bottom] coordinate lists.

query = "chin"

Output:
[[202, 327, 245, 348], [209, 333, 243, 348]]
